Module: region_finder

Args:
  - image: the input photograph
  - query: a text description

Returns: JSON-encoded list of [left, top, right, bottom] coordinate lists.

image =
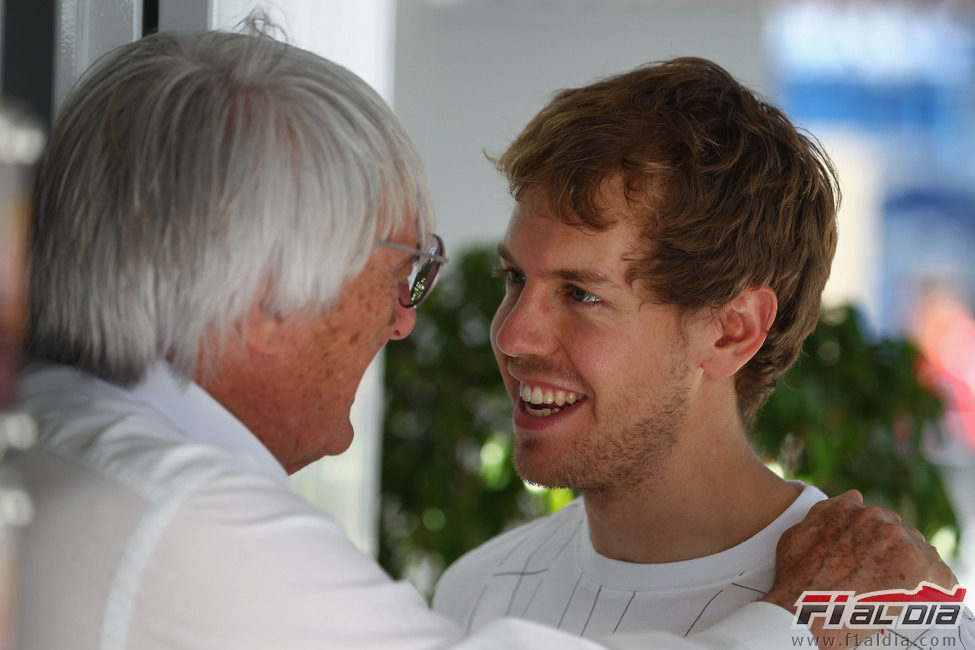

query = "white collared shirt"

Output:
[[12, 361, 800, 650]]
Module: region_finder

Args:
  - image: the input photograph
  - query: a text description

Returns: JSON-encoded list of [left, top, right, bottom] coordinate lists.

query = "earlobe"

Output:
[[701, 286, 777, 378]]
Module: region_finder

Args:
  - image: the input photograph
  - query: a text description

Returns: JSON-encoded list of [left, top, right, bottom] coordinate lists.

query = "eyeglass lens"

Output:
[[404, 236, 444, 308]]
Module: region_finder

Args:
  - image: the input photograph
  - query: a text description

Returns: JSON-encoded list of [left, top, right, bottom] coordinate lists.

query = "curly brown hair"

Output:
[[496, 57, 840, 422]]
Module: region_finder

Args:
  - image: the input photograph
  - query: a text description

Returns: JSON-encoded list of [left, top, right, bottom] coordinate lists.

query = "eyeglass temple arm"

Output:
[[374, 238, 450, 264]]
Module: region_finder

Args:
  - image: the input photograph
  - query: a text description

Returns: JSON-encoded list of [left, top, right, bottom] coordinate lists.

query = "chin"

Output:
[[514, 436, 614, 491], [513, 444, 572, 490], [329, 437, 354, 456], [288, 421, 355, 473], [324, 421, 355, 456]]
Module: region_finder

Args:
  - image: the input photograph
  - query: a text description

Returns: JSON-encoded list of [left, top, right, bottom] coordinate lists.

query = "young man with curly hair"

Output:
[[434, 58, 972, 648]]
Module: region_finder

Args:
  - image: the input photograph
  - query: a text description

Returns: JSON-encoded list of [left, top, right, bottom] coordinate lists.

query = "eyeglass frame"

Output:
[[374, 233, 449, 308]]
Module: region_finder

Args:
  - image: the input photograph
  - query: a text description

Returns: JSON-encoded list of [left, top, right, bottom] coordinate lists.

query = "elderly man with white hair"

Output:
[[11, 19, 954, 650]]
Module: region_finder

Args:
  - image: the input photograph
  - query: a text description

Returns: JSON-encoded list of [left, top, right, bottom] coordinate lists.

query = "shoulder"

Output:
[[433, 499, 583, 610], [18, 362, 285, 502], [785, 480, 828, 521], [130, 472, 459, 648], [25, 403, 269, 508], [17, 363, 332, 579], [150, 469, 376, 582]]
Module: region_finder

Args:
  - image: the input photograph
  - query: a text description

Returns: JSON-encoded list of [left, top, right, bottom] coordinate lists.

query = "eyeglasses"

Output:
[[374, 233, 449, 308]]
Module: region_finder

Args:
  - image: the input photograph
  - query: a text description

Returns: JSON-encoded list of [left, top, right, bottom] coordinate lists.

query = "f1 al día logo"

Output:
[[793, 582, 967, 629]]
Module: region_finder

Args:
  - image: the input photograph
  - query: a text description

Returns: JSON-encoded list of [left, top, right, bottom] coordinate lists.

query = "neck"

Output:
[[582, 412, 799, 564]]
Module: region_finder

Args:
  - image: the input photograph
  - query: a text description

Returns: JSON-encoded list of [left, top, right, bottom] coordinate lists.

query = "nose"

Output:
[[492, 291, 558, 358], [391, 301, 417, 340]]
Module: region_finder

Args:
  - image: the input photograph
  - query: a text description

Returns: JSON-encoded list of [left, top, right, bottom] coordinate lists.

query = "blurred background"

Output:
[[2, 0, 974, 606]]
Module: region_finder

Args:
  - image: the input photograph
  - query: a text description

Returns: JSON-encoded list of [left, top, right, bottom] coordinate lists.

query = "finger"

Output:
[[903, 524, 927, 545], [837, 489, 863, 504], [848, 503, 903, 531], [871, 504, 901, 523], [806, 494, 857, 517], [803, 493, 863, 524]]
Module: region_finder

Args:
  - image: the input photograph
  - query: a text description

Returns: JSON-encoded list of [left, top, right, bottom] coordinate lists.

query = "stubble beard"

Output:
[[513, 356, 692, 495]]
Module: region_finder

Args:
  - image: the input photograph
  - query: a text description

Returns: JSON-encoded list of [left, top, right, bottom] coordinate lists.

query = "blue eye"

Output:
[[570, 287, 601, 303]]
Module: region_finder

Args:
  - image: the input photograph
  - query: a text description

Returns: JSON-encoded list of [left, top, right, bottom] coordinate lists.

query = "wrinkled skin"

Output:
[[764, 490, 956, 648]]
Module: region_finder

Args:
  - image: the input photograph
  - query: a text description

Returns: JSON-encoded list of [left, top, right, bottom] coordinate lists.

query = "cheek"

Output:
[[354, 284, 397, 337]]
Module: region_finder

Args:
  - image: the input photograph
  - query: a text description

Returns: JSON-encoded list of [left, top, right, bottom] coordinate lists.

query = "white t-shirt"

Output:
[[11, 361, 801, 650], [435, 483, 825, 637], [434, 485, 975, 648]]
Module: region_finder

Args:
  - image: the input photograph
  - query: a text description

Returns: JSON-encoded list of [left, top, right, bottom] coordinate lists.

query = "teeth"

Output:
[[527, 407, 558, 417], [519, 383, 581, 411]]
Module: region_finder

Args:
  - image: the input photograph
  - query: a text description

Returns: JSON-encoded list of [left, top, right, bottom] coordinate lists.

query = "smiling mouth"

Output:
[[518, 383, 586, 417]]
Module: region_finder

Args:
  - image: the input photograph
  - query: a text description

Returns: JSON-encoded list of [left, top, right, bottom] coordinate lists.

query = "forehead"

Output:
[[501, 191, 641, 282]]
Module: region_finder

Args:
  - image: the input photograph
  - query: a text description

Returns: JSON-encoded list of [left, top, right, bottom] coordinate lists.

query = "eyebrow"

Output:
[[496, 243, 618, 287]]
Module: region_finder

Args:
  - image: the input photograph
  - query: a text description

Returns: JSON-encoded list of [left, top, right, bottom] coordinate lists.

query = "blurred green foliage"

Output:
[[380, 247, 956, 595], [752, 304, 956, 542]]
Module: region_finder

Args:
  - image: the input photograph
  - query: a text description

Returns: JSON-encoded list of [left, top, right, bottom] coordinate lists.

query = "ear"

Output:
[[700, 286, 777, 379], [240, 299, 291, 356], [193, 299, 287, 391]]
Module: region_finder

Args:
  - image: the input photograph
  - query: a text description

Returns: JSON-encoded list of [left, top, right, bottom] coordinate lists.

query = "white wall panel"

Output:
[[394, 0, 769, 254], [53, 0, 140, 110]]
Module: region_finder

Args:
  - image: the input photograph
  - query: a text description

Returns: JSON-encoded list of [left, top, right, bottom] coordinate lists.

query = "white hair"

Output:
[[28, 21, 432, 385]]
